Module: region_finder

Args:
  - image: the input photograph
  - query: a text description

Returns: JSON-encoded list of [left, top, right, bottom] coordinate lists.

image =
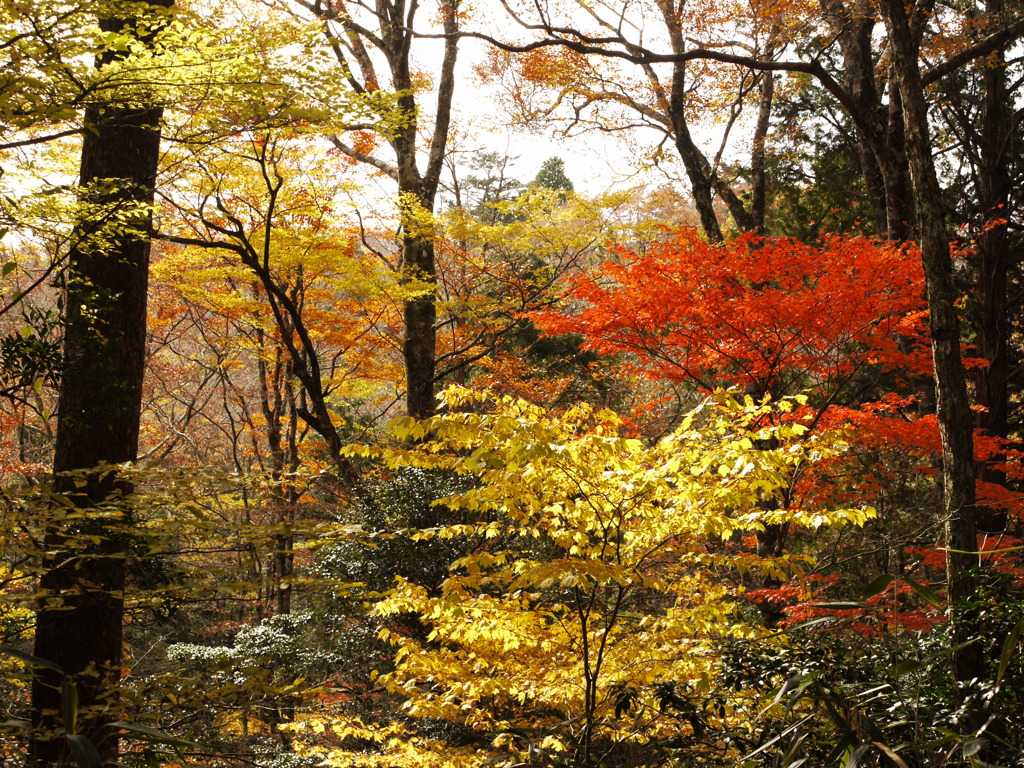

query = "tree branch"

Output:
[[327, 134, 399, 179]]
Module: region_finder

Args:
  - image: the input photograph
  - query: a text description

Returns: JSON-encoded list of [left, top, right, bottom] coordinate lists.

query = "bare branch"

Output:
[[327, 134, 398, 179]]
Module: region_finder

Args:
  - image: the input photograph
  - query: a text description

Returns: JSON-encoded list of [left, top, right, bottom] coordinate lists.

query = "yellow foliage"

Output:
[[319, 387, 873, 766]]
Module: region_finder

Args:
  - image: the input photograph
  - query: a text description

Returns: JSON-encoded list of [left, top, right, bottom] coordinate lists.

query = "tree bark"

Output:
[[973, 0, 1013, 533], [879, 0, 983, 696], [401, 233, 440, 419], [821, 0, 889, 235], [661, 4, 739, 241], [667, 60, 759, 239], [391, 0, 459, 419], [30, 4, 168, 763], [749, 70, 774, 232], [821, 0, 914, 239]]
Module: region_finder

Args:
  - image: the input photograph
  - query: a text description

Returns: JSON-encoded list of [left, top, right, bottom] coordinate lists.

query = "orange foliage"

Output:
[[349, 130, 379, 157], [470, 352, 576, 405], [516, 47, 590, 88], [783, 576, 947, 636], [0, 408, 46, 478], [533, 229, 930, 396], [531, 230, 1024, 522]]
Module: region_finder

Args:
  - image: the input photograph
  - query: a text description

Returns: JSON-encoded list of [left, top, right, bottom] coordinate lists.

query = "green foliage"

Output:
[[533, 156, 574, 197], [758, 85, 879, 239], [726, 584, 1024, 768], [316, 467, 477, 593], [0, 303, 62, 401]]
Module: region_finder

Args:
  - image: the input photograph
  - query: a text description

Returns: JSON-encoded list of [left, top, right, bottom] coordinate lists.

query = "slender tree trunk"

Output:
[[256, 336, 298, 616], [391, 0, 459, 419], [879, 0, 983, 697], [661, 5, 763, 239], [882, 85, 915, 240], [673, 128, 724, 242], [749, 69, 774, 232], [30, 6, 168, 761], [668, 73, 759, 238], [311, 0, 460, 419]]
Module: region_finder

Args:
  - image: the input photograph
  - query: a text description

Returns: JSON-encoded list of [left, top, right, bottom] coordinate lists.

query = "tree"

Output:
[[535, 231, 929, 397], [533, 156, 574, 197], [291, 387, 870, 768], [481, 0, 1020, 684], [878, 0, 985, 706], [478, 0, 781, 240], [295, 0, 463, 419], [535, 230, 931, 623], [933, 0, 1024, 534], [158, 128, 394, 479], [30, 1, 172, 762], [430, 180, 653, 410], [444, 149, 523, 223], [2, 0, 1023, 763], [475, 0, 1024, 243], [0, 1, 100, 150]]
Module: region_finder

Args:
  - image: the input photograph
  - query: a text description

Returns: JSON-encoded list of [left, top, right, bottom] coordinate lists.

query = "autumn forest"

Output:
[[2, 0, 1024, 766]]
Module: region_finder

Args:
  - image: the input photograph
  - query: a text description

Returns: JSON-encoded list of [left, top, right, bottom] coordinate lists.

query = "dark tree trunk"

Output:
[[754, 520, 790, 628], [833, 3, 889, 234], [311, 0, 460, 420], [881, 85, 915, 240], [879, 0, 983, 698], [256, 335, 300, 616], [30, 5, 168, 763], [31, 69, 164, 768], [390, 37, 442, 420], [749, 70, 774, 232], [673, 127, 724, 242], [821, 0, 914, 239], [401, 234, 439, 419], [973, 0, 1013, 533], [388, 0, 459, 419], [661, 2, 763, 242], [668, 64, 759, 239]]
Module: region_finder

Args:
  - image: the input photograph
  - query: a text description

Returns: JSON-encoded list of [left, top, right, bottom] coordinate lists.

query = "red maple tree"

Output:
[[534, 229, 931, 400]]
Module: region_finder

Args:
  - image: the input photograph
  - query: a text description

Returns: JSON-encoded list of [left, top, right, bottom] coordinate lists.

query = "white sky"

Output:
[[413, 29, 667, 198]]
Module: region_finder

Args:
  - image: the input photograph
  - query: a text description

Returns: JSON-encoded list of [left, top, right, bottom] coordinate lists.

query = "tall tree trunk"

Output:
[[399, 0, 459, 419], [388, 0, 459, 419], [30, 5, 166, 759], [881, 81, 915, 240], [311, 0, 460, 419], [879, 0, 983, 699], [974, 0, 1013, 533]]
